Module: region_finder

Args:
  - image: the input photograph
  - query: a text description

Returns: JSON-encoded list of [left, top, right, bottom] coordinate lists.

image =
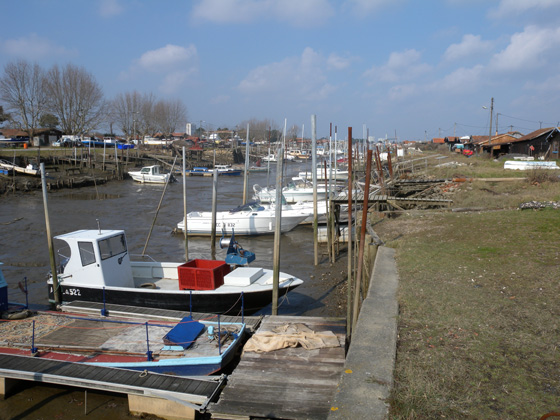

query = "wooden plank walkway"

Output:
[[210, 315, 346, 420], [333, 193, 452, 207], [0, 353, 223, 410], [60, 300, 263, 332]]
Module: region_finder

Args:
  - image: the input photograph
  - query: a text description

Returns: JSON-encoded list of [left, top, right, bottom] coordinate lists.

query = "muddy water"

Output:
[[0, 162, 348, 419]]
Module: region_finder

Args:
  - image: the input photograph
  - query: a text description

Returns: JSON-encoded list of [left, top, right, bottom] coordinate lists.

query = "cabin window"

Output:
[[78, 242, 96, 266], [99, 234, 127, 260]]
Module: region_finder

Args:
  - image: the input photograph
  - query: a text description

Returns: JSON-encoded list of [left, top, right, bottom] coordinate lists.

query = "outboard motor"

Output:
[[220, 230, 255, 266]]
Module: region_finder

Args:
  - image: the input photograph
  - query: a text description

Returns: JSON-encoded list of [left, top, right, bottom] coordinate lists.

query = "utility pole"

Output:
[[488, 97, 494, 144]]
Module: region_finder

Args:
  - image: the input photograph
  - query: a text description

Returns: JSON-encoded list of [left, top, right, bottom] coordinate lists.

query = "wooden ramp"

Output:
[[0, 353, 223, 411], [210, 315, 346, 420]]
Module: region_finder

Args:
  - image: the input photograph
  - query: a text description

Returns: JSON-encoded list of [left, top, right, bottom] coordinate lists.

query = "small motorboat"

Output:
[[186, 167, 213, 176], [177, 201, 310, 236], [47, 229, 303, 315], [209, 165, 242, 176], [0, 310, 245, 376], [128, 165, 175, 184], [253, 177, 337, 204]]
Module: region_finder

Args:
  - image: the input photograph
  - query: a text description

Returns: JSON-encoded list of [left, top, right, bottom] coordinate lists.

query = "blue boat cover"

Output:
[[163, 316, 205, 349]]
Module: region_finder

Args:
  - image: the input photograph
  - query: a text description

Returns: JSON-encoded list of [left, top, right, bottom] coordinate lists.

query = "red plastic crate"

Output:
[[178, 259, 230, 290]]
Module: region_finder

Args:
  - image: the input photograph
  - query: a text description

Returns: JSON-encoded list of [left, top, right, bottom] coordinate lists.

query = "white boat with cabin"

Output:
[[48, 229, 303, 315], [177, 201, 310, 236], [253, 176, 336, 204], [128, 165, 175, 184]]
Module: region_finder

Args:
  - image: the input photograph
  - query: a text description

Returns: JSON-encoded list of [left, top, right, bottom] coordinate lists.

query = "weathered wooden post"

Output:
[[182, 146, 189, 261], [311, 115, 319, 265], [346, 127, 353, 337], [41, 163, 60, 306]]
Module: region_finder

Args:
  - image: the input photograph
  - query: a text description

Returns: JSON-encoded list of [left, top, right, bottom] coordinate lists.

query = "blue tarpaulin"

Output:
[[163, 316, 205, 349]]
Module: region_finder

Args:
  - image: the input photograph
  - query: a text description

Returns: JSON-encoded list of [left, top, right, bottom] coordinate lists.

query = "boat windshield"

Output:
[[229, 201, 264, 213], [98, 234, 127, 260]]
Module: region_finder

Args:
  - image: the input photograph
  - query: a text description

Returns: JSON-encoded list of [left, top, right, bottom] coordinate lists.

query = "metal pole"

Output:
[[211, 165, 218, 257], [353, 149, 373, 333], [41, 163, 60, 306], [346, 127, 353, 338], [243, 124, 250, 204], [142, 157, 177, 256], [311, 115, 318, 266], [182, 146, 189, 261]]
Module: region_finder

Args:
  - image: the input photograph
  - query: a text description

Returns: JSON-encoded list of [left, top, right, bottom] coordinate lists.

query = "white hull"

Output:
[[177, 208, 310, 236], [298, 168, 348, 181], [254, 187, 333, 204], [129, 173, 170, 183]]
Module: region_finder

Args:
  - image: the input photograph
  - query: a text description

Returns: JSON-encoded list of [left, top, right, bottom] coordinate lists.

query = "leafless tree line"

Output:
[[0, 59, 188, 140]]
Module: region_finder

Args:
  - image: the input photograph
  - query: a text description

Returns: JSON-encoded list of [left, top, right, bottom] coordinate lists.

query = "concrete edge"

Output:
[[328, 246, 398, 419]]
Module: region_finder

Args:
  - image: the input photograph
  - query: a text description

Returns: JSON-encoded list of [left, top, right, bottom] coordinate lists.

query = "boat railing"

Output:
[[130, 253, 157, 262]]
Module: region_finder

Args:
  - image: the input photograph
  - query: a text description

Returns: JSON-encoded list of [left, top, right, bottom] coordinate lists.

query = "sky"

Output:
[[1, 0, 560, 141]]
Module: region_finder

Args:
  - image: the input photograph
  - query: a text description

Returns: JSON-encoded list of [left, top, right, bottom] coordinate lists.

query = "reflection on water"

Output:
[[0, 161, 342, 316]]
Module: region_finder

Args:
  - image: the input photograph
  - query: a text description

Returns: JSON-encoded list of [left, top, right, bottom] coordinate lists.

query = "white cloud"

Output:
[[437, 65, 485, 92], [98, 0, 124, 17], [489, 25, 560, 72], [191, 0, 334, 26], [237, 47, 336, 101], [443, 34, 494, 62], [124, 44, 198, 94], [138, 44, 198, 73], [524, 74, 560, 92], [364, 49, 431, 83], [327, 53, 352, 70], [387, 84, 418, 101], [1, 34, 74, 60], [490, 0, 560, 18]]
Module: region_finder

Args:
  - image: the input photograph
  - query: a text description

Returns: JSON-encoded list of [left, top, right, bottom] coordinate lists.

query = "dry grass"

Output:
[[374, 153, 560, 419]]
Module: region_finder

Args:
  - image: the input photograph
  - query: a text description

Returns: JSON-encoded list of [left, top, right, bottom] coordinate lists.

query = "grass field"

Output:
[[373, 152, 560, 419]]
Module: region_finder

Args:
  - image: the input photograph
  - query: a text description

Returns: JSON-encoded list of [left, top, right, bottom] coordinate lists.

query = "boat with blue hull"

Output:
[[0, 311, 246, 376]]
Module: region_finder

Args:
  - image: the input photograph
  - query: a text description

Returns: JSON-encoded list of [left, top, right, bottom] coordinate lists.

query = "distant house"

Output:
[[0, 128, 62, 146], [477, 128, 559, 158], [432, 137, 445, 144]]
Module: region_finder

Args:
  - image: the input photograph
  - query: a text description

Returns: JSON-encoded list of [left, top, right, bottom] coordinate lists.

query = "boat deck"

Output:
[[210, 315, 346, 420], [0, 302, 263, 364]]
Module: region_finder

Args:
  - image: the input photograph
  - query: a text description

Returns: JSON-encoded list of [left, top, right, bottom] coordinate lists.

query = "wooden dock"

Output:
[[0, 353, 223, 417], [210, 315, 347, 420]]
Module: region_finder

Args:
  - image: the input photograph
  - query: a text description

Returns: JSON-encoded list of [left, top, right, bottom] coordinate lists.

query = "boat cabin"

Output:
[[54, 230, 134, 288], [140, 165, 163, 176]]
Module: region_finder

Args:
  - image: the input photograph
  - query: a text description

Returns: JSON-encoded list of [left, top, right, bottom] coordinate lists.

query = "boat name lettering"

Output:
[[63, 288, 81, 296]]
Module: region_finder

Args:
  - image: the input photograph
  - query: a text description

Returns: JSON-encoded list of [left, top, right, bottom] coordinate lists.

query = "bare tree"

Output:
[[44, 63, 105, 135], [0, 60, 47, 141], [111, 90, 142, 140], [237, 118, 280, 142], [153, 99, 187, 137]]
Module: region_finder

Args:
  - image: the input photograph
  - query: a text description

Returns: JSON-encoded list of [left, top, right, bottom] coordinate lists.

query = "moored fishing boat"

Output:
[[47, 229, 303, 315], [128, 165, 174, 184]]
